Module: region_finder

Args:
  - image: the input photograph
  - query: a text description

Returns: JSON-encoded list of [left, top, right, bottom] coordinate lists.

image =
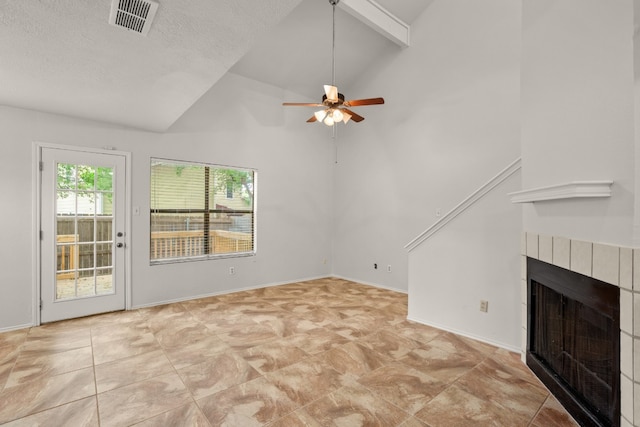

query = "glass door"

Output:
[[40, 147, 126, 323]]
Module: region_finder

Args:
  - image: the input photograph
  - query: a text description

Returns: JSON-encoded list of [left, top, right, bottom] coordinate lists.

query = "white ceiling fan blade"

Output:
[[324, 85, 338, 102]]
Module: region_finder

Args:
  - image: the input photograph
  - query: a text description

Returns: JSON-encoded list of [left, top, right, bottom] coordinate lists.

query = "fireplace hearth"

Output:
[[527, 257, 620, 427]]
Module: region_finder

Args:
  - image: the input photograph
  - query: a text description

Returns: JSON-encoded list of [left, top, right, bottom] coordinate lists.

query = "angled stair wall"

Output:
[[406, 158, 522, 351]]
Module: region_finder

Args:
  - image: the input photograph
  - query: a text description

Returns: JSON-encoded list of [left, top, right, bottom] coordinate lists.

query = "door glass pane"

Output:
[[57, 163, 75, 190], [76, 192, 96, 216], [76, 165, 96, 191], [78, 219, 95, 243], [96, 167, 113, 192], [55, 162, 115, 301], [96, 195, 113, 217], [78, 243, 95, 269], [56, 243, 76, 276], [56, 270, 78, 299], [96, 243, 112, 268], [57, 192, 76, 216], [96, 268, 113, 295], [76, 272, 97, 298]]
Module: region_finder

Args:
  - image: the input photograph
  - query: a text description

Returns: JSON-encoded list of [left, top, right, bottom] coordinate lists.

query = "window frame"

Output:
[[149, 158, 257, 265]]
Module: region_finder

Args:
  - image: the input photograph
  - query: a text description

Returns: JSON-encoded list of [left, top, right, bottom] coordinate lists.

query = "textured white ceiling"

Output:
[[0, 0, 432, 131]]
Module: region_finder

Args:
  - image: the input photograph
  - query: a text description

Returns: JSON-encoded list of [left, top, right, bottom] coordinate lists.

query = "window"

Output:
[[150, 159, 255, 264]]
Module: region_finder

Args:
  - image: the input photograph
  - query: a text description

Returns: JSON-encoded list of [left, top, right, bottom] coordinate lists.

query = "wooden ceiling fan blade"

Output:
[[283, 102, 325, 107], [342, 108, 364, 122], [307, 115, 318, 123], [324, 85, 338, 102], [344, 97, 385, 107]]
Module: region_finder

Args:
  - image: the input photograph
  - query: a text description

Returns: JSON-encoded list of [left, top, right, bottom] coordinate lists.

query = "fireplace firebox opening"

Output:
[[526, 257, 620, 427]]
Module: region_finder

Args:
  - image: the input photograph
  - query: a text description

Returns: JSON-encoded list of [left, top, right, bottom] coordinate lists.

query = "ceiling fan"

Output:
[[282, 0, 384, 126]]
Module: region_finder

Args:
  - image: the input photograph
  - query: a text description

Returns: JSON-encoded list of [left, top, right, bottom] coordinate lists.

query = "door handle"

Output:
[[117, 232, 124, 237], [116, 242, 124, 248]]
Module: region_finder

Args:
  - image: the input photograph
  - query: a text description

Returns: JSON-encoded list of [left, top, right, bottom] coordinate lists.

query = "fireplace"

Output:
[[527, 257, 620, 427]]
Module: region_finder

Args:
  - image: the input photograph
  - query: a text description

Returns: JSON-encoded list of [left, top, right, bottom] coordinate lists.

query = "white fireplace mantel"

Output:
[[509, 181, 613, 204]]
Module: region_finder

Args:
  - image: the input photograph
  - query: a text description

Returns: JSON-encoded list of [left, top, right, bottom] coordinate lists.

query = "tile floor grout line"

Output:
[[527, 393, 549, 427], [351, 374, 424, 425], [88, 325, 101, 426], [131, 307, 211, 426], [1, 338, 24, 394]]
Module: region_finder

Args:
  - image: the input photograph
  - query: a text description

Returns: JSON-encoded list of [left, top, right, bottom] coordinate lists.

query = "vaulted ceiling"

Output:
[[0, 0, 433, 132]]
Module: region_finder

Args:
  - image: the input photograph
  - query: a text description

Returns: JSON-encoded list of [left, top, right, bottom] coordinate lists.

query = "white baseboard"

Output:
[[131, 275, 332, 310], [0, 323, 33, 334], [330, 274, 408, 294], [4, 276, 403, 330], [407, 315, 521, 354]]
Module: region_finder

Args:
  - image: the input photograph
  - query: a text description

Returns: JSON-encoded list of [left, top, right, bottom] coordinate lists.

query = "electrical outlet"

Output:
[[480, 300, 488, 312], [387, 265, 392, 272], [374, 263, 378, 269], [229, 267, 235, 275]]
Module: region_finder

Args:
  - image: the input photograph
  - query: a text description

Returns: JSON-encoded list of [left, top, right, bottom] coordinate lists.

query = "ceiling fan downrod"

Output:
[[330, 0, 338, 87]]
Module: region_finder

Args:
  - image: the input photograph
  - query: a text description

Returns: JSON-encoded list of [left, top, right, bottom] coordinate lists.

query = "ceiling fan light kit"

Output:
[[283, 0, 384, 126]]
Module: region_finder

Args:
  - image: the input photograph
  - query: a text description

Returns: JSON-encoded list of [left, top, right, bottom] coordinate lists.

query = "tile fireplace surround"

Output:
[[521, 233, 639, 427]]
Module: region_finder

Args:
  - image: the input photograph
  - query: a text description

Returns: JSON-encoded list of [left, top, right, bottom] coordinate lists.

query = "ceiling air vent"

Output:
[[109, 0, 159, 36]]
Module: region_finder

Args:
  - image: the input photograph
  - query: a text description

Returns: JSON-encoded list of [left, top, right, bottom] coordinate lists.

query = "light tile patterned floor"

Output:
[[0, 278, 578, 426]]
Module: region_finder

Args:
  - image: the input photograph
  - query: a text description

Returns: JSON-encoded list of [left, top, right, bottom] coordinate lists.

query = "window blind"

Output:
[[150, 159, 255, 263]]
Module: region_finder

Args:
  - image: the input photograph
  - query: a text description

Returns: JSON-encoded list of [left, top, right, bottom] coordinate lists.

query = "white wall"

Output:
[[521, 0, 636, 246], [332, 0, 521, 292], [635, 0, 640, 245], [408, 172, 522, 351], [331, 0, 523, 349], [0, 73, 334, 330]]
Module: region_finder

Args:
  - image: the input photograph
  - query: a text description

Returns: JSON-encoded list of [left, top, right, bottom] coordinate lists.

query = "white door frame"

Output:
[[33, 142, 132, 326]]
